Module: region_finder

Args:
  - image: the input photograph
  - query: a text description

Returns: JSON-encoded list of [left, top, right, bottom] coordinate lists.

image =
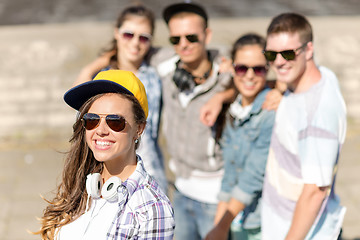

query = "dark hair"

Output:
[[267, 12, 313, 44], [231, 33, 266, 61], [102, 4, 155, 65]]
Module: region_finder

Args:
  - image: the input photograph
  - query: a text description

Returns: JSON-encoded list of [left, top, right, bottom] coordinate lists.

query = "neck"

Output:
[[101, 152, 137, 182], [182, 52, 211, 81], [241, 96, 255, 107], [117, 55, 141, 73], [289, 61, 321, 93]]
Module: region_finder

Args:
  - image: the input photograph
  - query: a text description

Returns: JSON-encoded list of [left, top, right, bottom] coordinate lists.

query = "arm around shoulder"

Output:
[[200, 86, 237, 127]]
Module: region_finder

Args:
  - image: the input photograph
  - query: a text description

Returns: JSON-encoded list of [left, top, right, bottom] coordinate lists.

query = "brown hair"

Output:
[[34, 92, 146, 239], [266, 12, 313, 44]]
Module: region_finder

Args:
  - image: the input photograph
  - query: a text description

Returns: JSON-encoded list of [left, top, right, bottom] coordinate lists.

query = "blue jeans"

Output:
[[231, 227, 261, 240], [173, 189, 217, 240]]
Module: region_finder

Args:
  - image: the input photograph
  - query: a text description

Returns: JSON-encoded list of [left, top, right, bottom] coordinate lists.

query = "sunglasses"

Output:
[[120, 30, 152, 44], [263, 42, 308, 61], [233, 64, 267, 77], [82, 113, 127, 132], [169, 34, 199, 45]]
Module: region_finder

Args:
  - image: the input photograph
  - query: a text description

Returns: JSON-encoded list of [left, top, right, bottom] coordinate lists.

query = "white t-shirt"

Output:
[[262, 66, 347, 239], [57, 198, 116, 240]]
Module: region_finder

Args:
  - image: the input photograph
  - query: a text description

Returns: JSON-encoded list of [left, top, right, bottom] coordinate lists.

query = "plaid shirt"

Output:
[[105, 157, 175, 239], [58, 157, 174, 239]]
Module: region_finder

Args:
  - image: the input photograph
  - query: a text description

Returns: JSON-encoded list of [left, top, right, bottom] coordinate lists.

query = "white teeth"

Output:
[[96, 141, 113, 146], [244, 81, 255, 87], [278, 68, 288, 73]]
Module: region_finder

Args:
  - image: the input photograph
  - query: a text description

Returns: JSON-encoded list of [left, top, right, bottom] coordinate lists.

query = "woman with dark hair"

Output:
[[205, 33, 275, 240], [74, 4, 167, 192], [35, 70, 175, 239]]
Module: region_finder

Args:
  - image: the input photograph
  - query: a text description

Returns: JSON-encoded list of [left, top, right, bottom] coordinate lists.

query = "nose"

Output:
[[273, 53, 287, 65], [129, 34, 140, 45], [95, 118, 110, 135], [178, 36, 189, 47], [245, 68, 256, 78]]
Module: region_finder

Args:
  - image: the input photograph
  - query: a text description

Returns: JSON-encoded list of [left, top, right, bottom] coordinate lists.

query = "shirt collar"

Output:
[[121, 155, 148, 199], [232, 87, 270, 124], [249, 87, 270, 115]]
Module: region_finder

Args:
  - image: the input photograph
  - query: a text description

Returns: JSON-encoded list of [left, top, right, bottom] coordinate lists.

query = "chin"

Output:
[[92, 152, 113, 163], [179, 54, 198, 64]]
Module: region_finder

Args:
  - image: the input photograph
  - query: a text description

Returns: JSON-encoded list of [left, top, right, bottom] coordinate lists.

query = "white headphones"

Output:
[[86, 173, 122, 203]]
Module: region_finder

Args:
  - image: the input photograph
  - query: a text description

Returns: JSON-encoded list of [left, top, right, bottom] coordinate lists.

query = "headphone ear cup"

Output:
[[101, 176, 122, 202], [86, 173, 102, 199], [173, 66, 195, 92]]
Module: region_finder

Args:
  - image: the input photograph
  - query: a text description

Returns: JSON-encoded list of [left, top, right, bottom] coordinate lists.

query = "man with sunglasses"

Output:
[[151, 2, 232, 239], [261, 13, 346, 240]]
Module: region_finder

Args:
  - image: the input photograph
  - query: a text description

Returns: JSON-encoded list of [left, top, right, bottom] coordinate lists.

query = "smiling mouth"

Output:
[[276, 66, 291, 74], [95, 140, 113, 147], [243, 81, 255, 87]]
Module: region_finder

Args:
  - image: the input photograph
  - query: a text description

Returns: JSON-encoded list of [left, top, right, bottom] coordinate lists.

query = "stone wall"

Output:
[[1, 16, 359, 147]]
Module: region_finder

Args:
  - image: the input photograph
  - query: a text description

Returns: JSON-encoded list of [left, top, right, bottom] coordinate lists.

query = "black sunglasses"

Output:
[[233, 64, 267, 77], [82, 113, 127, 132], [263, 42, 308, 61], [169, 34, 199, 45], [120, 30, 152, 44]]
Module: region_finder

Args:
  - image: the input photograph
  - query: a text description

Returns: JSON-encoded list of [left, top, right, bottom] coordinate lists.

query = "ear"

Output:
[[204, 28, 212, 45], [136, 122, 146, 137], [305, 41, 314, 60]]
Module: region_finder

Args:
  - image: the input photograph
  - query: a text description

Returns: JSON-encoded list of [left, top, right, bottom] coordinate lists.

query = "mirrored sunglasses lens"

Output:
[[139, 35, 151, 43], [264, 51, 277, 61], [280, 50, 296, 60], [234, 65, 248, 75], [122, 32, 134, 40], [82, 113, 100, 130], [253, 66, 267, 76], [185, 34, 199, 43], [169, 36, 180, 45], [106, 115, 126, 132]]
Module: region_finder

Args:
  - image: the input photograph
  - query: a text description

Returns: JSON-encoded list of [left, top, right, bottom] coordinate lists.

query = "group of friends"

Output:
[[34, 1, 347, 240]]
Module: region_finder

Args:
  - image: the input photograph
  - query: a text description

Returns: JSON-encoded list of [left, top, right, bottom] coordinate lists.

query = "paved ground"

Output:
[[0, 122, 359, 240]]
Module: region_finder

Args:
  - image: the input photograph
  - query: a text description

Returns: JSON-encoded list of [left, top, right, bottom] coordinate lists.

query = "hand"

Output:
[[200, 94, 224, 127], [262, 89, 283, 110], [204, 226, 229, 240], [219, 57, 234, 75]]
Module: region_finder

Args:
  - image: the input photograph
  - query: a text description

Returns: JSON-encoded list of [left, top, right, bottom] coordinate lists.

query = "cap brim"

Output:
[[64, 80, 133, 111]]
